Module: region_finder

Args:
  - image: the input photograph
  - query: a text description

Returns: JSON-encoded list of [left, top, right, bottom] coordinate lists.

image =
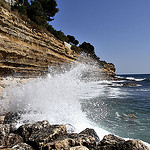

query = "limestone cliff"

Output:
[[0, 5, 115, 77]]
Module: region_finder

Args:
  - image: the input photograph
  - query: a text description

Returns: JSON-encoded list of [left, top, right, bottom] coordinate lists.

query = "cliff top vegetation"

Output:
[[0, 0, 113, 68]]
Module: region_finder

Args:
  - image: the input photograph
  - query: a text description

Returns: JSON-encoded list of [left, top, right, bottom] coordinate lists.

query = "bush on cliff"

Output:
[[36, 0, 59, 21], [27, 1, 47, 26]]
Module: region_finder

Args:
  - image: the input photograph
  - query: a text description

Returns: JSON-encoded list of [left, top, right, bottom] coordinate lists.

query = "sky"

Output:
[[51, 0, 150, 74]]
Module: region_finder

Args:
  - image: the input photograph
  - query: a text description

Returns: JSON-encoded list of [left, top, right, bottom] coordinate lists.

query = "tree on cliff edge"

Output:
[[27, 1, 47, 26], [36, 0, 59, 21]]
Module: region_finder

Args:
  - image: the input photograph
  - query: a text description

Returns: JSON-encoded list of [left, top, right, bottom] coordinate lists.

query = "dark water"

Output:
[[82, 74, 150, 143]]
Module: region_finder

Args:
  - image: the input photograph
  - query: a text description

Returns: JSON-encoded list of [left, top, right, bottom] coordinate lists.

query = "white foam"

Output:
[[1, 61, 149, 148]]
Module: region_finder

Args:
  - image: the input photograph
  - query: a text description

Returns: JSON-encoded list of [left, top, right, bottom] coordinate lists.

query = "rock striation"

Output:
[[0, 5, 115, 77]]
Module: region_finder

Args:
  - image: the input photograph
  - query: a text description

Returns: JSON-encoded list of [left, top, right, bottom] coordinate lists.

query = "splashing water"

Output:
[[1, 61, 109, 135], [1, 60, 150, 148]]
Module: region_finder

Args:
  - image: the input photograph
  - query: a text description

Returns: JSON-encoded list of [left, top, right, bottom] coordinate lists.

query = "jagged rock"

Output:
[[11, 142, 34, 150], [97, 134, 149, 150], [70, 146, 89, 150], [0, 133, 23, 148], [16, 120, 67, 149], [120, 140, 149, 150], [16, 120, 51, 142], [42, 132, 97, 150], [42, 138, 76, 150], [67, 133, 96, 149], [4, 112, 21, 124], [0, 124, 15, 137], [79, 128, 100, 142]]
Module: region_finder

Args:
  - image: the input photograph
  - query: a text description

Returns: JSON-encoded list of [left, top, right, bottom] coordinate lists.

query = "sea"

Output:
[[1, 61, 150, 148]]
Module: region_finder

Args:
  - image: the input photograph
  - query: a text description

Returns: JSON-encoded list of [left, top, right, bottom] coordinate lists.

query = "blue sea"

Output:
[[1, 63, 150, 148], [82, 74, 150, 145]]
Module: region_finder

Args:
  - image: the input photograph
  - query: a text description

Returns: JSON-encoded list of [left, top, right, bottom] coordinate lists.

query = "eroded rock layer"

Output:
[[0, 5, 115, 77]]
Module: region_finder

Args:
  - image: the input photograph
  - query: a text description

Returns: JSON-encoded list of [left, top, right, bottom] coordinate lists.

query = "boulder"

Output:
[[0, 124, 15, 137], [67, 133, 96, 149], [16, 120, 67, 149], [16, 120, 51, 141], [0, 133, 23, 148], [4, 112, 21, 124], [97, 134, 149, 150], [120, 140, 149, 150], [11, 142, 34, 150], [42, 133, 97, 150], [79, 128, 100, 142]]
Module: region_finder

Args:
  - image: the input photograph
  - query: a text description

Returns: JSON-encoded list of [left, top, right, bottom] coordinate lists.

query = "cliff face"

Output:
[[0, 5, 115, 77]]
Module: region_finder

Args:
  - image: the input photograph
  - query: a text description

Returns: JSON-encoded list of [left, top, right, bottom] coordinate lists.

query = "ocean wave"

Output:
[[1, 62, 149, 148]]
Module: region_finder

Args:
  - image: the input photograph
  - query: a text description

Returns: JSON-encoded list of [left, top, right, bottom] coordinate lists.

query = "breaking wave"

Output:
[[1, 60, 150, 148]]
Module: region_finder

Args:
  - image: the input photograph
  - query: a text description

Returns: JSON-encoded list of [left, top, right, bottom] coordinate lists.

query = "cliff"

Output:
[[0, 5, 115, 77]]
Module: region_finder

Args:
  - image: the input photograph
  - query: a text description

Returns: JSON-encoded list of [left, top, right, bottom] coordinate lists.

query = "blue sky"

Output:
[[51, 0, 150, 74]]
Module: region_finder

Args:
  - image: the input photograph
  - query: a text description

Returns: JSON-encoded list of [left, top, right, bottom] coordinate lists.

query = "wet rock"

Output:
[[42, 138, 75, 150], [16, 120, 51, 142], [97, 134, 125, 149], [42, 132, 97, 150], [16, 120, 67, 149], [123, 83, 137, 87], [11, 142, 34, 150], [0, 124, 15, 137], [120, 140, 149, 150], [79, 128, 100, 142], [126, 114, 137, 119], [0, 133, 23, 148], [4, 112, 21, 124], [70, 146, 89, 150], [97, 134, 149, 150], [68, 133, 96, 149]]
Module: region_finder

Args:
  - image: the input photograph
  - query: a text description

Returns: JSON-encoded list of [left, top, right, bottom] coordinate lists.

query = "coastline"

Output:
[[0, 76, 150, 150]]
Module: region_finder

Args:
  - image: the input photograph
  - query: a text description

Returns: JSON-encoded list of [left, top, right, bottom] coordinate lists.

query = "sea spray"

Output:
[[1, 60, 150, 148], [1, 60, 109, 132]]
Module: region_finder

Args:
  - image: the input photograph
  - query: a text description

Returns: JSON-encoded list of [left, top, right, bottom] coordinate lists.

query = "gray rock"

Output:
[[79, 128, 100, 142], [4, 112, 21, 124], [97, 134, 149, 150]]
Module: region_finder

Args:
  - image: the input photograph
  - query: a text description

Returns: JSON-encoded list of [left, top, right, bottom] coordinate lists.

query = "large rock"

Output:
[[0, 124, 15, 137], [42, 132, 97, 150], [16, 120, 67, 149], [120, 140, 149, 150], [0, 133, 23, 148], [11, 142, 34, 150], [97, 134, 149, 150], [4, 112, 21, 124], [16, 120, 51, 141], [79, 128, 100, 142]]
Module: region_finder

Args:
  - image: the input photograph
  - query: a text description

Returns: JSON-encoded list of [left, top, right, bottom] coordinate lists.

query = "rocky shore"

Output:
[[0, 117, 149, 150]]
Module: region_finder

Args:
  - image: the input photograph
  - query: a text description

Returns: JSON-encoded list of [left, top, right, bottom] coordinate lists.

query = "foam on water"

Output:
[[1, 61, 150, 148]]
